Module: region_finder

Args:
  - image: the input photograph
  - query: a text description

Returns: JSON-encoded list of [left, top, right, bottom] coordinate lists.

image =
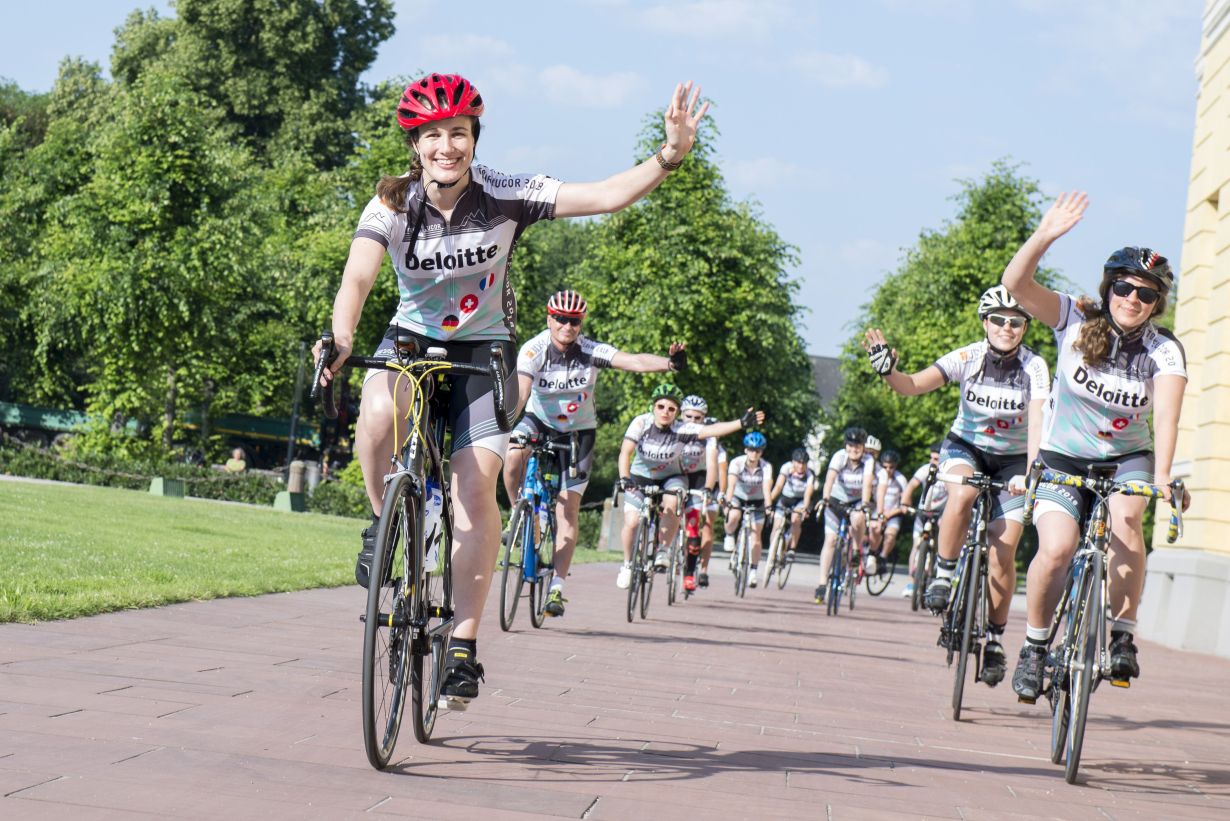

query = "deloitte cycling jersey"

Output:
[[934, 340, 1050, 454], [680, 436, 716, 476], [728, 455, 773, 501], [517, 330, 618, 431], [1042, 294, 1186, 459], [780, 466, 814, 499], [354, 165, 562, 341], [624, 414, 703, 478], [827, 450, 874, 503], [911, 463, 949, 510], [877, 467, 908, 511]]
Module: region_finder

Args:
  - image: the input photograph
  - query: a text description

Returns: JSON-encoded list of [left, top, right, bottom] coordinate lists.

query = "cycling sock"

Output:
[[550, 575, 564, 592], [723, 535, 735, 553], [448, 637, 477, 656], [936, 557, 958, 579], [1110, 618, 1136, 636], [1025, 624, 1050, 646], [685, 553, 699, 574], [987, 621, 1006, 639]]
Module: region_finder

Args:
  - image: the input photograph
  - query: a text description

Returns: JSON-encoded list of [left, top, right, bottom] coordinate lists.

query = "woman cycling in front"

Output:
[[503, 289, 685, 617], [1000, 193, 1189, 702], [864, 284, 1049, 686], [314, 73, 709, 710]]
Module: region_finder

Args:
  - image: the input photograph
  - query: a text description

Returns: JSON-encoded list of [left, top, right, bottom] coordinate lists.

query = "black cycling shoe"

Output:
[[1012, 644, 1048, 704], [698, 572, 709, 588], [979, 640, 1007, 687], [924, 577, 951, 613], [1109, 632, 1140, 681], [439, 646, 485, 711], [814, 586, 826, 605], [544, 589, 566, 617], [354, 516, 381, 589]]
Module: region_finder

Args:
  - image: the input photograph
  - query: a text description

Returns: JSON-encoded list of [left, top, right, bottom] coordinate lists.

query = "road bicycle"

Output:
[[499, 429, 577, 630], [311, 330, 512, 769], [728, 500, 765, 598], [934, 471, 1002, 722], [1023, 462, 1184, 783], [625, 483, 683, 622], [818, 499, 862, 615], [764, 501, 805, 590]]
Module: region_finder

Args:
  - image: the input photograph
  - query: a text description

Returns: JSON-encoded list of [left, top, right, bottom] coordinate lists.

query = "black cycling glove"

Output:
[[668, 347, 688, 373], [867, 342, 897, 376]]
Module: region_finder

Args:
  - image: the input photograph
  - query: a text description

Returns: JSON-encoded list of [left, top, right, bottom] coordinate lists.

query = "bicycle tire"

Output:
[[764, 528, 783, 589], [362, 474, 414, 769], [498, 500, 528, 632], [529, 511, 554, 629], [1049, 567, 1077, 764], [667, 530, 681, 606], [411, 489, 449, 744], [848, 549, 859, 611], [865, 552, 895, 597], [639, 545, 655, 619], [1065, 554, 1101, 784], [826, 538, 845, 616], [731, 532, 743, 595], [911, 537, 932, 612], [776, 538, 793, 590], [627, 520, 647, 623], [739, 528, 753, 598], [952, 547, 980, 721]]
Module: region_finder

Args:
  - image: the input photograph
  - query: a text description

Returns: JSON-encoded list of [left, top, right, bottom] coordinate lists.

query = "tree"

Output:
[[823, 161, 1066, 469], [110, 0, 395, 168], [568, 117, 819, 493]]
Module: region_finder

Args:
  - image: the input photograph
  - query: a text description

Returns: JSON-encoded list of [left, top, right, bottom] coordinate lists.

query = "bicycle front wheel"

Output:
[[667, 531, 682, 606], [911, 538, 933, 612], [952, 548, 981, 722], [737, 529, 752, 598], [529, 511, 554, 629], [498, 500, 529, 632], [1065, 554, 1101, 784], [827, 541, 845, 616], [362, 474, 414, 769], [866, 551, 896, 597], [776, 537, 793, 590], [627, 520, 648, 623], [639, 542, 655, 620]]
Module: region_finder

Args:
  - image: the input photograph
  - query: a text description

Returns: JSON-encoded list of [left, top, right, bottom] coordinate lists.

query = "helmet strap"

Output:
[[984, 338, 1020, 360]]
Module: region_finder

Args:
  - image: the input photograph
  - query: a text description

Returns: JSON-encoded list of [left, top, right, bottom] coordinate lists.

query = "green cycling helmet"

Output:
[[649, 383, 683, 408]]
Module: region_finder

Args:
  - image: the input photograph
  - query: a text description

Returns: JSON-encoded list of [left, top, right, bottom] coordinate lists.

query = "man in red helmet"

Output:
[[503, 289, 686, 617], [314, 73, 709, 711]]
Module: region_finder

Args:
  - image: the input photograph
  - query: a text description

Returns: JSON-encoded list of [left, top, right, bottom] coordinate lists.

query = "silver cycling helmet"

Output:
[[978, 284, 1030, 320], [681, 395, 708, 414]]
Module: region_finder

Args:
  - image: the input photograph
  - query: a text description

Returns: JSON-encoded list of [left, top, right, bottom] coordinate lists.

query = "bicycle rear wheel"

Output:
[[498, 500, 529, 632], [952, 548, 980, 721], [529, 512, 554, 629], [1065, 554, 1101, 784], [362, 474, 414, 769]]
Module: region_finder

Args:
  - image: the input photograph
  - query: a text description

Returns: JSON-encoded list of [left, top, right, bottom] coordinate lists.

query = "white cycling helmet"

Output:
[[547, 289, 587, 317], [865, 434, 882, 452], [978, 285, 1029, 320], [681, 395, 708, 414]]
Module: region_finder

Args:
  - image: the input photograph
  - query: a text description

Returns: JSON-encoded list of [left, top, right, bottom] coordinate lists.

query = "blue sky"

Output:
[[2, 1, 1203, 356]]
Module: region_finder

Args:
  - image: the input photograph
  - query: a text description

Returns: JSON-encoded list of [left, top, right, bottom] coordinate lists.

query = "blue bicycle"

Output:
[[499, 430, 575, 630]]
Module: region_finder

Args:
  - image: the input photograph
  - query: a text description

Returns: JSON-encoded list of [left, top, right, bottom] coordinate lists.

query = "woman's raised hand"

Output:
[[662, 81, 710, 161], [1035, 192, 1088, 244]]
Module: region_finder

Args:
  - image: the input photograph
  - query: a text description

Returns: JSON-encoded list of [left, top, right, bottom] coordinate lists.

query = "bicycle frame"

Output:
[[515, 444, 561, 586]]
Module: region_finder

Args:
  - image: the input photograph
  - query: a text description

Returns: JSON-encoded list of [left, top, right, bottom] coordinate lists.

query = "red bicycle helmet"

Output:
[[396, 74, 484, 130], [547, 290, 588, 318]]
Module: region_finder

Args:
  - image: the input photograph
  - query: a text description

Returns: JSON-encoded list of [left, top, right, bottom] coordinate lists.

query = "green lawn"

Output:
[[0, 478, 617, 623]]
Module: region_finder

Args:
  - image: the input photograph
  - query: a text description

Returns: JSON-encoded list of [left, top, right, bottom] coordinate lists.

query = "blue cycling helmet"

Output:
[[743, 431, 767, 449]]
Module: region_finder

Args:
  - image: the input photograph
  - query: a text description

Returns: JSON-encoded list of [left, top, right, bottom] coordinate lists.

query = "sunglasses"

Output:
[[550, 314, 583, 326], [1110, 279, 1161, 305], [986, 313, 1028, 330], [682, 413, 705, 423], [654, 402, 679, 412]]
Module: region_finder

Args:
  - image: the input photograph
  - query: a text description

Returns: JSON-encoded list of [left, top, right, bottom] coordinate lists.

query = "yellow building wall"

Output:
[[1160, 0, 1230, 556]]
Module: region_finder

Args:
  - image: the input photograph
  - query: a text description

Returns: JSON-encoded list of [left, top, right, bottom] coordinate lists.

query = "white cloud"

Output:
[[637, 0, 792, 39], [537, 65, 644, 109], [792, 51, 889, 89]]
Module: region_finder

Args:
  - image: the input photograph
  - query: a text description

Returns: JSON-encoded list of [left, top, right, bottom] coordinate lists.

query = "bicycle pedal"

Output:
[[1016, 694, 1037, 705], [1110, 678, 1131, 689], [438, 694, 470, 712]]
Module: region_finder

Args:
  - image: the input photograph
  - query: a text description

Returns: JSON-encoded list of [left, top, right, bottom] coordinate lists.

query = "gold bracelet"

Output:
[[655, 145, 683, 172]]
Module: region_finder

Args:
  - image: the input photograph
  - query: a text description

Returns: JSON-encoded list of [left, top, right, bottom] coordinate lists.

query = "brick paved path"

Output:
[[2, 558, 1227, 819]]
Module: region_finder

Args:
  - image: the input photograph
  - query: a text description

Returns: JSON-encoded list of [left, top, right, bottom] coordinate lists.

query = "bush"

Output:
[[308, 478, 370, 519]]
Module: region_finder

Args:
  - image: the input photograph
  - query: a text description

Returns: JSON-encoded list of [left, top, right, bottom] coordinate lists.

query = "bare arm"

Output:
[[822, 469, 836, 500], [314, 237, 385, 380], [769, 473, 786, 505], [610, 351, 671, 373], [618, 439, 636, 479], [861, 466, 874, 507], [554, 83, 709, 218], [862, 329, 946, 395], [904, 477, 921, 507], [875, 476, 888, 515], [704, 443, 717, 491], [1002, 192, 1088, 328], [513, 373, 533, 418], [1026, 397, 1044, 468], [1151, 374, 1187, 488]]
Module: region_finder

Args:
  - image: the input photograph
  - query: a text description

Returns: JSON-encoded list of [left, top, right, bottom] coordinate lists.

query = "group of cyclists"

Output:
[[314, 72, 1189, 718]]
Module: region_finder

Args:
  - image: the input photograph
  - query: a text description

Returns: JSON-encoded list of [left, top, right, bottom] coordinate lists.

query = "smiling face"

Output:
[[548, 312, 582, 347], [845, 442, 865, 462], [982, 308, 1029, 352], [412, 115, 476, 185], [1107, 274, 1163, 331]]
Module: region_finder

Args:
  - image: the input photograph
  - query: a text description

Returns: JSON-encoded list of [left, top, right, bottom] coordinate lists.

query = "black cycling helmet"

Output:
[[930, 440, 944, 454], [881, 448, 900, 466], [791, 447, 809, 463], [843, 426, 867, 445], [1103, 246, 1173, 294]]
